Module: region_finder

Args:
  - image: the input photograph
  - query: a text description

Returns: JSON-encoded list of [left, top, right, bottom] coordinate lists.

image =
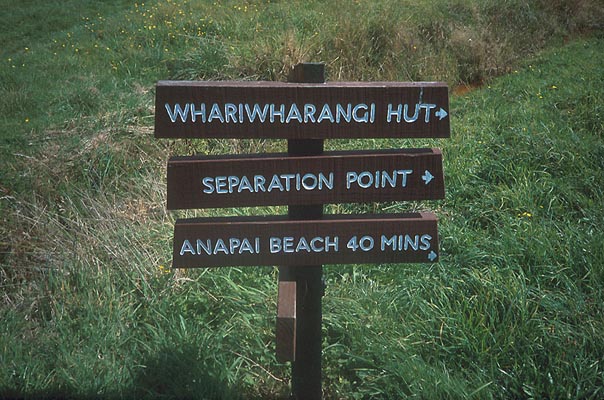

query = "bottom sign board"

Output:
[[172, 213, 439, 268]]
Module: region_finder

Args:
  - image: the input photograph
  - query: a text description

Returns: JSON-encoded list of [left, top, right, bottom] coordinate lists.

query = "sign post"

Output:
[[154, 63, 449, 399], [285, 63, 325, 399]]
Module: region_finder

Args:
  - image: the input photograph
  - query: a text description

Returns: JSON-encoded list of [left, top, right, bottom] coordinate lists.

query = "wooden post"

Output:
[[282, 62, 325, 400]]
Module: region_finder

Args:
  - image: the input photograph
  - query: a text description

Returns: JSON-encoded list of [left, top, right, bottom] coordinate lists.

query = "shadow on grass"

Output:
[[0, 344, 242, 400], [131, 344, 242, 400]]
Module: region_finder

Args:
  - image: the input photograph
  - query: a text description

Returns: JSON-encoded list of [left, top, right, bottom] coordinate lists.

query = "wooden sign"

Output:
[[155, 81, 450, 139], [167, 148, 444, 209], [172, 213, 439, 268]]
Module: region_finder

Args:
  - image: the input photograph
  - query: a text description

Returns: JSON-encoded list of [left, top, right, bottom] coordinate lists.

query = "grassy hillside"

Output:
[[1, 0, 603, 398]]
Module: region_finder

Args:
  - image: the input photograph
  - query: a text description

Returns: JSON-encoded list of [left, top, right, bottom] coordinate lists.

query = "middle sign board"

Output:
[[167, 148, 444, 209]]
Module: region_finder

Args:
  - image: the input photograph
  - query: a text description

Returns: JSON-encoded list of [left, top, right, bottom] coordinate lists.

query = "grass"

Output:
[[1, 0, 604, 398]]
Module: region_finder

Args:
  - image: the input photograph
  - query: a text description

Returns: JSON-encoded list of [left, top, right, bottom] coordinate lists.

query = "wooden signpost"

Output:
[[154, 63, 449, 399]]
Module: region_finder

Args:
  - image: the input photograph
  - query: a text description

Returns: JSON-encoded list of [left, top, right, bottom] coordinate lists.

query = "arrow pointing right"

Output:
[[428, 251, 438, 261], [435, 108, 448, 120], [422, 170, 434, 185]]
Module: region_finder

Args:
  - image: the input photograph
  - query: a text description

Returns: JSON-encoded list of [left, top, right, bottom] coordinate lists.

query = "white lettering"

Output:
[[403, 235, 418, 251], [396, 170, 412, 187], [208, 103, 224, 123], [190, 103, 206, 123], [304, 104, 316, 123], [254, 175, 266, 192], [214, 239, 228, 254], [167, 102, 391, 125], [420, 103, 437, 123], [335, 104, 352, 123], [281, 174, 295, 191], [270, 236, 339, 254], [225, 103, 238, 123], [229, 238, 241, 254], [202, 177, 215, 194], [270, 237, 281, 253], [286, 103, 303, 123], [245, 103, 269, 123], [382, 170, 397, 188], [296, 236, 311, 252], [301, 173, 317, 190], [268, 175, 285, 192], [239, 176, 253, 192], [380, 234, 431, 251], [196, 239, 212, 255], [319, 173, 334, 190], [239, 238, 254, 254], [357, 171, 373, 188], [404, 103, 419, 123], [283, 237, 294, 253], [180, 239, 196, 255], [166, 103, 190, 123], [353, 103, 369, 123], [325, 236, 339, 252], [180, 238, 261, 256], [381, 235, 396, 251], [387, 103, 401, 123], [202, 173, 334, 194], [228, 176, 239, 193], [317, 104, 334, 123], [346, 170, 413, 189], [270, 103, 285, 123], [215, 176, 228, 193], [420, 234, 432, 250]]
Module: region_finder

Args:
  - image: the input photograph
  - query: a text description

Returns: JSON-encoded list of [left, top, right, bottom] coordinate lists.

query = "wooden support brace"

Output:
[[276, 279, 296, 362]]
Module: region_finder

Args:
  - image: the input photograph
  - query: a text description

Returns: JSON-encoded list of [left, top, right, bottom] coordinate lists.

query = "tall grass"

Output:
[[1, 0, 603, 398]]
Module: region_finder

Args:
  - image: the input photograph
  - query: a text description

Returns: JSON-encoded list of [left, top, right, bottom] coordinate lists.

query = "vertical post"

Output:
[[283, 62, 325, 400]]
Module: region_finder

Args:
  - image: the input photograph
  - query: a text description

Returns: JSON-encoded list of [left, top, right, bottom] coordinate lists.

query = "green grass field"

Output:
[[1, 1, 603, 398]]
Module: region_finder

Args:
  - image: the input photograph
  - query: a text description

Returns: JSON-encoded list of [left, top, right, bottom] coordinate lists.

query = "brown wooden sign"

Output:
[[172, 213, 439, 268], [167, 148, 444, 209], [155, 81, 449, 139]]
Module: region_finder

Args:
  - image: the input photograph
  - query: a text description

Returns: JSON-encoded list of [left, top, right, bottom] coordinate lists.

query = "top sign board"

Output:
[[155, 81, 450, 139]]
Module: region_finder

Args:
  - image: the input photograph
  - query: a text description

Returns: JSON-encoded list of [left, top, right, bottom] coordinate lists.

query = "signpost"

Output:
[[154, 63, 449, 399]]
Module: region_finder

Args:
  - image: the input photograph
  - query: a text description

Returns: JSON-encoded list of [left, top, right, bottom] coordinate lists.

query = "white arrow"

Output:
[[422, 170, 434, 185], [435, 108, 448, 120], [428, 251, 438, 261]]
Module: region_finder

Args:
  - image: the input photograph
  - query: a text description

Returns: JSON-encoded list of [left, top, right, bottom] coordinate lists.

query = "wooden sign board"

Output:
[[167, 148, 444, 209], [172, 213, 439, 268], [155, 81, 449, 139]]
